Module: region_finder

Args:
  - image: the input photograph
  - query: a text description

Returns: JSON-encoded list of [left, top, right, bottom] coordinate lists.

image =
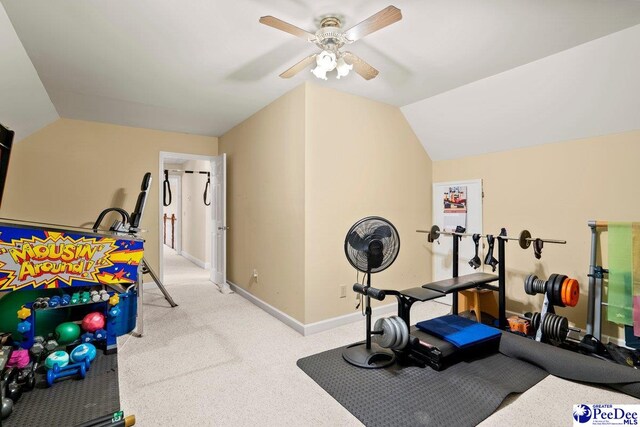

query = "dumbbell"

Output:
[[60, 295, 70, 306], [17, 320, 31, 334], [46, 361, 87, 387], [70, 293, 80, 305], [31, 336, 45, 356], [99, 290, 110, 301], [1, 396, 12, 420], [2, 369, 21, 403], [373, 316, 410, 351], [48, 296, 61, 308], [524, 274, 579, 307], [90, 290, 101, 303], [80, 292, 91, 304]]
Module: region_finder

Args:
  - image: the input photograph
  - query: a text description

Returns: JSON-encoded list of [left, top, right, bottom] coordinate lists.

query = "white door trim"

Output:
[[159, 151, 216, 284]]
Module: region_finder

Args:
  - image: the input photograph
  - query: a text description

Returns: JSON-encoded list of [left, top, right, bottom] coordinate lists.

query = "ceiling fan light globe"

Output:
[[311, 66, 328, 80], [316, 50, 337, 72], [335, 56, 353, 79]]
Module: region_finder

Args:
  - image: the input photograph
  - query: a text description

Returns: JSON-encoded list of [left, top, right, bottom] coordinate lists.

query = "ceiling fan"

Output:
[[259, 5, 402, 81]]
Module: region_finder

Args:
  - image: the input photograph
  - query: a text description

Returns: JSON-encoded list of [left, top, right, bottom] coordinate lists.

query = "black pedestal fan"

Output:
[[343, 216, 400, 369]]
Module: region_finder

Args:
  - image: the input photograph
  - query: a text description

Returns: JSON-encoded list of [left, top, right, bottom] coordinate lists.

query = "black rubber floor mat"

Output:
[[297, 347, 547, 427], [4, 352, 120, 427]]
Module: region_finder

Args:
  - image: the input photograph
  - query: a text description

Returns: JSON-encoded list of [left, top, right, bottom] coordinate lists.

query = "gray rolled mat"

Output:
[[297, 347, 548, 427], [4, 352, 120, 427], [498, 331, 640, 398]]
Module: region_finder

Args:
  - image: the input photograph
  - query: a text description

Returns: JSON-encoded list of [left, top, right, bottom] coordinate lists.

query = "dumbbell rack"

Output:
[[20, 292, 120, 355]]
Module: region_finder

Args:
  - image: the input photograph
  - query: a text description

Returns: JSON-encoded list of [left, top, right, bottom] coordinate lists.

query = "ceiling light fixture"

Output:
[[311, 50, 353, 80]]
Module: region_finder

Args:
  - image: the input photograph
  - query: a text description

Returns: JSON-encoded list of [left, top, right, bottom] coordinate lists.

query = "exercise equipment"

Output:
[[162, 170, 172, 207], [524, 274, 579, 307], [373, 316, 409, 351], [1, 396, 12, 420], [55, 322, 81, 344], [82, 312, 106, 333], [93, 172, 178, 338], [529, 312, 570, 342], [343, 216, 400, 369], [70, 343, 97, 364], [423, 225, 566, 258], [468, 233, 481, 269], [46, 361, 87, 387], [483, 234, 498, 271], [45, 350, 70, 369]]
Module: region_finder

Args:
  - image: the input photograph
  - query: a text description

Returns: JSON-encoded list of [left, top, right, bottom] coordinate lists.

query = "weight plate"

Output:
[[559, 316, 569, 341], [392, 316, 409, 350], [563, 278, 580, 307], [524, 275, 535, 295], [373, 318, 390, 348], [519, 230, 532, 249], [380, 318, 396, 349], [430, 225, 441, 241], [555, 275, 567, 307], [387, 317, 402, 349]]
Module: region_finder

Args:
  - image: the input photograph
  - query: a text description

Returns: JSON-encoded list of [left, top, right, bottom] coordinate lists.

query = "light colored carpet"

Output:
[[117, 249, 639, 426]]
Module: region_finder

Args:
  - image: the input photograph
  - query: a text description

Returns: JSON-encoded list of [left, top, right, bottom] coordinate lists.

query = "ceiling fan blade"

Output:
[[343, 52, 379, 80], [343, 6, 402, 42], [259, 16, 316, 42], [279, 54, 317, 78]]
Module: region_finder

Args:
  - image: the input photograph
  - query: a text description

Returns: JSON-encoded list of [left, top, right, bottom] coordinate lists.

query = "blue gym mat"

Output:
[[416, 315, 501, 348]]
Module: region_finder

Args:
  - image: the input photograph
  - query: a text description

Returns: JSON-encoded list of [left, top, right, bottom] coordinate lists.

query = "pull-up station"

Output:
[[163, 169, 211, 207]]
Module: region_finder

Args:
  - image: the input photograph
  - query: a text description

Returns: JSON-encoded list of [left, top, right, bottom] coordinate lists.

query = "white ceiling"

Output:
[[0, 3, 57, 141], [2, 0, 640, 144], [402, 23, 640, 160]]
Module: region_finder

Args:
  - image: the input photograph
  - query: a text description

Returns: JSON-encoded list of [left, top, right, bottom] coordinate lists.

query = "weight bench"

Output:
[[385, 287, 445, 327], [422, 272, 499, 293], [422, 272, 500, 323]]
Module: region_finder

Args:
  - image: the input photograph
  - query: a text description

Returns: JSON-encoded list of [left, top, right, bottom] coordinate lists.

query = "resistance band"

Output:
[[203, 172, 211, 206], [163, 170, 172, 207], [608, 222, 633, 326]]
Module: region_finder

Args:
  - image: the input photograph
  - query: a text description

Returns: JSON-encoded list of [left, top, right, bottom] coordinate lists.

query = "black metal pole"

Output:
[[452, 234, 459, 315], [498, 237, 506, 329], [586, 224, 597, 336], [365, 272, 372, 349]]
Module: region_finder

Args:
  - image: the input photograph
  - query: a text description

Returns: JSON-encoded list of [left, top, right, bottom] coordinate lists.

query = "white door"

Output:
[[432, 179, 483, 304], [210, 154, 230, 292]]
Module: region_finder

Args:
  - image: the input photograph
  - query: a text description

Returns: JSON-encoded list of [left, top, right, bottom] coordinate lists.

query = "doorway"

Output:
[[158, 152, 228, 292]]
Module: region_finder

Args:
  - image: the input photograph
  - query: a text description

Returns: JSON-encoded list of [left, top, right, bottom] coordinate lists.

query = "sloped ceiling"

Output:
[[1, 0, 639, 156], [401, 24, 640, 160], [0, 3, 58, 141]]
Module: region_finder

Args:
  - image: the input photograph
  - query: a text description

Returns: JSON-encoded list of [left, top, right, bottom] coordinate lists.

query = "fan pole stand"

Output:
[[343, 274, 395, 369]]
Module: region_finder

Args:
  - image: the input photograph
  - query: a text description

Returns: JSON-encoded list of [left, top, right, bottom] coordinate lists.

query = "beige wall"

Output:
[[304, 84, 433, 323], [220, 83, 433, 324], [0, 118, 218, 272], [180, 159, 212, 266], [219, 85, 307, 321], [432, 130, 640, 338]]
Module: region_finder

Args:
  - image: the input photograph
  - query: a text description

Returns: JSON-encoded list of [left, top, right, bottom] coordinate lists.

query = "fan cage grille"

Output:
[[344, 216, 400, 274]]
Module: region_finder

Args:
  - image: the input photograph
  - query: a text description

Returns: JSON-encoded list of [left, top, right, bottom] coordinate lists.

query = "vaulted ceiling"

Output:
[[2, 0, 640, 158]]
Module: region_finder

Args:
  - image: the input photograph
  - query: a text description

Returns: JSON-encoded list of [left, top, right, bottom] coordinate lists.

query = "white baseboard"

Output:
[[227, 281, 397, 336], [181, 251, 210, 270]]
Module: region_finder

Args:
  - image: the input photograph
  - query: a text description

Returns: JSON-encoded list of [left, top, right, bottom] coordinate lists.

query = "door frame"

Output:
[[158, 151, 216, 283], [164, 174, 182, 254]]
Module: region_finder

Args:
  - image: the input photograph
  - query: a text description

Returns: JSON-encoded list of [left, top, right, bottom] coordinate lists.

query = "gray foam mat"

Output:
[[4, 352, 120, 427], [498, 331, 640, 398], [297, 347, 548, 427]]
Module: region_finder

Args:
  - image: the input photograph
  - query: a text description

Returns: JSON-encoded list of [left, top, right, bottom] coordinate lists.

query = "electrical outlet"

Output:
[[340, 285, 347, 298]]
